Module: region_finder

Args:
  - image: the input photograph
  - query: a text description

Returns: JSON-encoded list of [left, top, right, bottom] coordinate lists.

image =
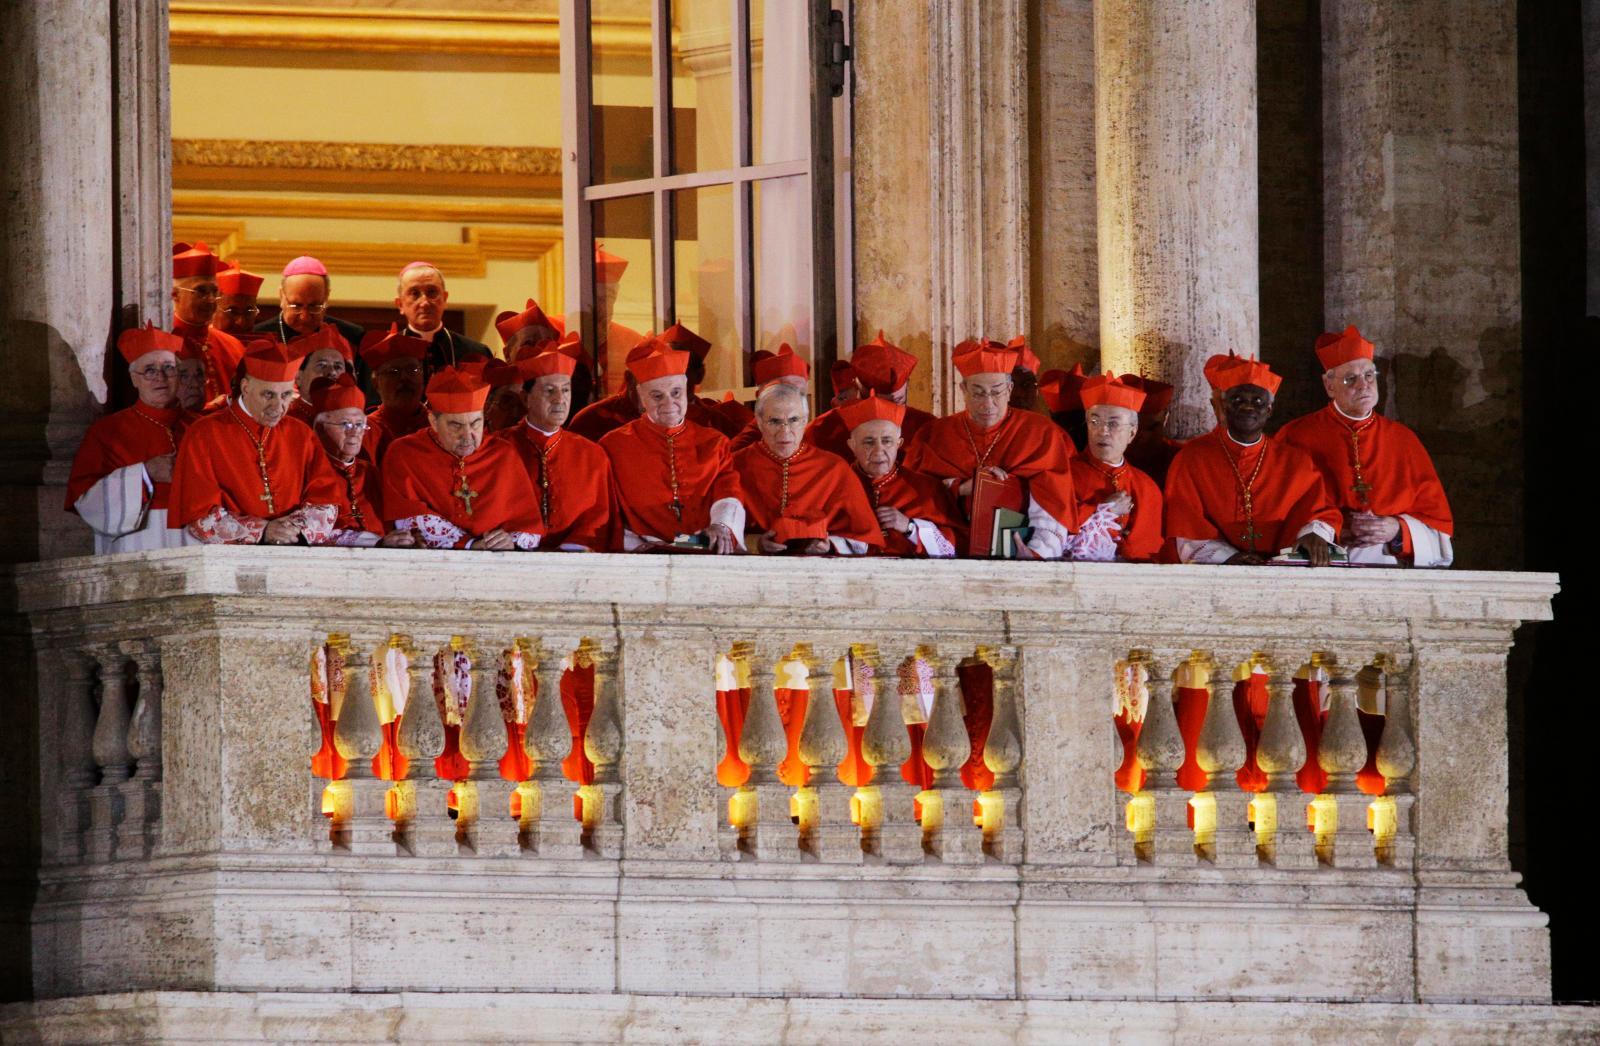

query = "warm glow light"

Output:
[[792, 787, 818, 832], [578, 783, 603, 830], [1369, 795, 1397, 846], [511, 781, 538, 823], [848, 790, 863, 826], [915, 789, 942, 831], [320, 782, 339, 818], [1189, 792, 1217, 850], [978, 791, 1003, 838], [853, 786, 882, 829], [1249, 794, 1278, 849], [1125, 793, 1155, 842]]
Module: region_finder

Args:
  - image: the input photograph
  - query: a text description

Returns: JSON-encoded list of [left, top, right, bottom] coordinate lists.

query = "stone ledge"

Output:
[[3, 990, 1596, 1044]]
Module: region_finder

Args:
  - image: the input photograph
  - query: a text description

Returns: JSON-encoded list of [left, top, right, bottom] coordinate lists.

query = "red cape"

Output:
[[733, 442, 882, 549], [65, 402, 194, 511], [1162, 429, 1341, 557], [600, 418, 742, 541], [169, 402, 340, 526], [380, 428, 542, 539], [498, 423, 621, 551], [1276, 405, 1453, 549], [1070, 456, 1165, 562], [327, 452, 384, 535], [903, 408, 1076, 526], [853, 464, 967, 556]]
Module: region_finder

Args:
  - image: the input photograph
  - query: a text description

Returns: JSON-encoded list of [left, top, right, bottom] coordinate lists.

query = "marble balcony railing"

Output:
[[8, 546, 1558, 1005]]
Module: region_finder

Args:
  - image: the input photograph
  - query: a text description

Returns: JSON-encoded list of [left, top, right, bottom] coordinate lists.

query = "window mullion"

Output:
[[732, 0, 753, 376], [652, 0, 674, 330], [559, 0, 595, 364]]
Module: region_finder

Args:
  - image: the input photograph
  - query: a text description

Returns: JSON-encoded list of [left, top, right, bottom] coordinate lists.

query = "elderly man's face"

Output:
[[484, 385, 526, 432], [1323, 358, 1380, 419], [214, 294, 259, 337], [128, 351, 178, 410], [279, 274, 330, 336], [240, 375, 297, 427], [1084, 405, 1138, 465], [396, 267, 447, 333], [374, 358, 424, 408], [847, 418, 903, 479], [962, 372, 1013, 430], [431, 410, 485, 458], [756, 391, 808, 459], [175, 358, 205, 410], [172, 276, 219, 326], [638, 374, 687, 428], [315, 407, 367, 462], [524, 373, 573, 431], [1222, 384, 1274, 441], [296, 348, 348, 399]]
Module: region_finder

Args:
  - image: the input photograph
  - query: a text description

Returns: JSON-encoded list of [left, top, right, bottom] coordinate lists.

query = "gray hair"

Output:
[[755, 381, 809, 422], [397, 263, 446, 295]]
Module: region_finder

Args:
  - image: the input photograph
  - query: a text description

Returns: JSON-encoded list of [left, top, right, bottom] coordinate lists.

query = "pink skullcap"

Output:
[[282, 256, 328, 278]]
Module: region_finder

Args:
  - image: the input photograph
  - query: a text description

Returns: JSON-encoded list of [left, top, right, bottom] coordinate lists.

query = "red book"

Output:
[[967, 471, 1026, 558]]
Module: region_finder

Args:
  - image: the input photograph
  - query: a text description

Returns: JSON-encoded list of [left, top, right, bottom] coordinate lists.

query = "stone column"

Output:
[[1094, 0, 1260, 437]]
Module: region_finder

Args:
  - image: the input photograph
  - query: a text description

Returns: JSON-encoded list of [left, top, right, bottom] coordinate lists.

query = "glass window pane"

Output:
[[671, 185, 740, 392], [591, 1, 657, 184], [750, 0, 809, 165], [592, 196, 657, 395], [670, 0, 733, 173], [752, 175, 811, 366]]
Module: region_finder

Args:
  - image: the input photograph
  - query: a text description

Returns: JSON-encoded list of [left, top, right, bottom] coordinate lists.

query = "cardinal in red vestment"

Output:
[[734, 382, 881, 555], [1276, 326, 1454, 567], [729, 343, 811, 452], [307, 374, 417, 549], [212, 261, 264, 340], [904, 342, 1077, 558], [168, 339, 340, 544], [838, 393, 965, 557], [380, 364, 543, 550], [66, 323, 198, 553], [1163, 358, 1341, 565], [807, 332, 934, 458], [600, 343, 746, 552], [1066, 374, 1164, 563], [360, 326, 431, 464], [568, 322, 744, 441], [1120, 374, 1184, 488], [494, 337, 621, 552], [285, 323, 354, 426], [170, 242, 245, 410]]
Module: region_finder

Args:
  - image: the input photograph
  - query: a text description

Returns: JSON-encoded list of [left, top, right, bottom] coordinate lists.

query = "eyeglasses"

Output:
[[1086, 416, 1132, 433], [221, 305, 260, 319], [1338, 370, 1379, 389], [319, 420, 368, 434], [379, 363, 423, 378], [132, 364, 178, 380], [175, 286, 219, 301], [282, 302, 328, 315]]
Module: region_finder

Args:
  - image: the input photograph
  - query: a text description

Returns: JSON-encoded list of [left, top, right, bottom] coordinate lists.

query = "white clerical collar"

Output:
[[1097, 457, 1126, 468], [523, 420, 561, 437], [236, 396, 263, 423], [1333, 402, 1374, 423], [1226, 432, 1264, 448], [406, 324, 442, 342]]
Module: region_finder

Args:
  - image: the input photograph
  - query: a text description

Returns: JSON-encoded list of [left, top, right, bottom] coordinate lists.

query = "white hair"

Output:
[[755, 381, 809, 421], [397, 263, 446, 294]]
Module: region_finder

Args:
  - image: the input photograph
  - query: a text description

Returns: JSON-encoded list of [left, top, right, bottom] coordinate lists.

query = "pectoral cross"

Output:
[[1351, 475, 1373, 507], [454, 473, 479, 516], [1240, 523, 1262, 548], [669, 497, 683, 522]]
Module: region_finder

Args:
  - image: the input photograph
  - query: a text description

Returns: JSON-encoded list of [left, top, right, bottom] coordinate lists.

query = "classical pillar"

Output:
[[1094, 1, 1259, 437]]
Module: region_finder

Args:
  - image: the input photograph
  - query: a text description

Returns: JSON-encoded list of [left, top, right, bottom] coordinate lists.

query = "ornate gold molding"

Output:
[[173, 218, 564, 309], [169, 3, 651, 59], [173, 138, 562, 195], [172, 191, 562, 226]]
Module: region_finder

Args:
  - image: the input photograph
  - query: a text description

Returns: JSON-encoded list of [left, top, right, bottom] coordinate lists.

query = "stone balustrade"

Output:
[[9, 546, 1558, 1006]]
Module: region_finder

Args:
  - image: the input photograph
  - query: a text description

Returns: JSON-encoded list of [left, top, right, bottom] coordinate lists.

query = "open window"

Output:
[[560, 0, 851, 401]]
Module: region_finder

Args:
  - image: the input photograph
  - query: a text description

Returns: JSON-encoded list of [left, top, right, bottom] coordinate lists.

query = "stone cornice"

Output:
[[172, 139, 562, 195], [169, 3, 650, 59]]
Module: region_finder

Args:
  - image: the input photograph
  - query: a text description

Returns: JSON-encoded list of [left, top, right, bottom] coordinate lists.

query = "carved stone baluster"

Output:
[[737, 651, 799, 862], [982, 646, 1024, 864], [796, 645, 857, 864], [462, 638, 515, 856], [1135, 656, 1191, 865], [84, 647, 131, 863], [920, 649, 980, 864], [332, 638, 390, 854], [1317, 668, 1376, 869], [861, 646, 921, 863], [55, 650, 98, 863], [118, 640, 164, 859], [582, 645, 624, 858], [1255, 667, 1315, 868], [526, 639, 583, 859], [1197, 653, 1253, 867], [403, 636, 456, 859], [1374, 664, 1417, 868]]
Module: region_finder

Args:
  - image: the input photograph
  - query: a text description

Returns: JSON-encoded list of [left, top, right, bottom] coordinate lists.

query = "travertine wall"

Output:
[[1322, 0, 1523, 570]]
